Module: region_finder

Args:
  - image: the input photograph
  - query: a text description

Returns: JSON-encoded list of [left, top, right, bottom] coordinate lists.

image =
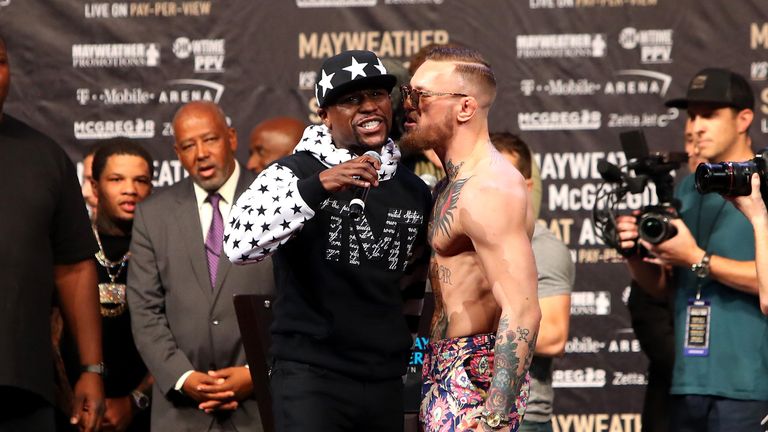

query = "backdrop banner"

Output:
[[2, 2, 767, 431]]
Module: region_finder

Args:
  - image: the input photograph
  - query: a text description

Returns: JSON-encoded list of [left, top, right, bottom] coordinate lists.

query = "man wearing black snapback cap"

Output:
[[225, 50, 431, 431], [617, 68, 768, 431]]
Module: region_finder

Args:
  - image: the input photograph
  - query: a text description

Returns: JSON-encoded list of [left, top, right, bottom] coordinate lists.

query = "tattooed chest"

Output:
[[428, 176, 471, 249]]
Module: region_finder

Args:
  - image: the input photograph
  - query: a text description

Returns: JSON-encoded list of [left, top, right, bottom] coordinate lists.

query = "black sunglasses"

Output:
[[400, 84, 468, 110]]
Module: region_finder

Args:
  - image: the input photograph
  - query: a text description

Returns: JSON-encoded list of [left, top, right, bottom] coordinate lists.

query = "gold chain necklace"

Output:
[[92, 226, 130, 317]]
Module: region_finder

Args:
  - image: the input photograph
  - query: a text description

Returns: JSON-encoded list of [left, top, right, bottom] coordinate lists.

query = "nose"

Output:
[[246, 155, 260, 173], [359, 95, 378, 112], [123, 180, 138, 196], [195, 142, 209, 160]]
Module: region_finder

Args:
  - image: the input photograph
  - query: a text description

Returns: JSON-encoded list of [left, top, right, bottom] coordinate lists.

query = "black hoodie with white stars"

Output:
[[225, 125, 431, 380]]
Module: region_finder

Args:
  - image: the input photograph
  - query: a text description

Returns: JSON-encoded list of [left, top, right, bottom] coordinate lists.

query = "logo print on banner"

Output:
[[618, 27, 673, 64], [73, 118, 156, 139], [750, 22, 768, 49], [296, 0, 376, 7], [157, 79, 224, 104], [516, 33, 606, 58], [570, 291, 611, 316], [518, 110, 601, 131], [322, 199, 423, 271], [0, 0, 10, 7], [751, 62, 768, 81], [72, 43, 160, 68], [172, 37, 225, 73], [553, 368, 607, 388], [520, 70, 670, 97], [75, 79, 224, 106]]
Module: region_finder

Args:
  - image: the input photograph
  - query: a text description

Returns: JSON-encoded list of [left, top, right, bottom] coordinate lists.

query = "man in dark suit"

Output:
[[127, 101, 273, 431]]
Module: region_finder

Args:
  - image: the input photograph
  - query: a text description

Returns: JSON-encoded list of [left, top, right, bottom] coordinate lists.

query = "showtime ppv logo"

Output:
[[172, 37, 225, 73], [618, 27, 673, 64], [570, 291, 611, 316], [516, 33, 606, 58], [553, 368, 607, 388], [72, 43, 160, 68], [518, 110, 601, 131], [296, 0, 375, 6]]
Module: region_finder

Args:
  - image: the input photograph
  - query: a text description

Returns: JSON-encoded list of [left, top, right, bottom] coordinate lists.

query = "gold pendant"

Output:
[[99, 283, 127, 317]]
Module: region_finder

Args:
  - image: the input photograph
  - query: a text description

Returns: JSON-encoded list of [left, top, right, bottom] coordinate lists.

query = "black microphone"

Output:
[[349, 150, 382, 219], [597, 159, 624, 183]]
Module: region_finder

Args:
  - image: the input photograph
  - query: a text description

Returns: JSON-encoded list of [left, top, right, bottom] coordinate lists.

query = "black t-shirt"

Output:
[[63, 233, 148, 398], [0, 114, 97, 404]]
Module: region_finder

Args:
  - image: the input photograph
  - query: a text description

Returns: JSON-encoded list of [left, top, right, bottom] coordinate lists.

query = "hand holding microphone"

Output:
[[318, 150, 382, 217]]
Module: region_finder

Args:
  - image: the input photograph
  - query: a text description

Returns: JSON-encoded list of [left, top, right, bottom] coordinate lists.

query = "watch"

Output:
[[691, 252, 711, 279], [480, 409, 509, 429], [80, 362, 106, 376], [131, 390, 150, 410]]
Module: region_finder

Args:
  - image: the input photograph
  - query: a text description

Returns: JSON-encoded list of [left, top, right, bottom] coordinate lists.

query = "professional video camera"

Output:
[[593, 130, 688, 254], [695, 149, 768, 203]]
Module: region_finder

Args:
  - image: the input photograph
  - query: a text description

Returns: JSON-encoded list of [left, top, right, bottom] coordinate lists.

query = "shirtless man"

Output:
[[401, 46, 540, 432]]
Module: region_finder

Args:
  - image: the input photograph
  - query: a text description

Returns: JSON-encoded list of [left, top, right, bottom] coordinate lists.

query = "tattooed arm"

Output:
[[463, 174, 541, 428]]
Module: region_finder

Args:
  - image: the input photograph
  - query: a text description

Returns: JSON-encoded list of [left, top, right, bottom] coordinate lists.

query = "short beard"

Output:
[[400, 112, 453, 154]]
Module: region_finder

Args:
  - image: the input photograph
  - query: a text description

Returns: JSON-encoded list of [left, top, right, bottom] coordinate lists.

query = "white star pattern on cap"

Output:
[[343, 56, 368, 80], [317, 69, 335, 97], [374, 58, 387, 75]]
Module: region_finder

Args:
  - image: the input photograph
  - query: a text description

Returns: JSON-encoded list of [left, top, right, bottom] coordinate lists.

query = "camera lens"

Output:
[[695, 161, 756, 196], [639, 212, 678, 244]]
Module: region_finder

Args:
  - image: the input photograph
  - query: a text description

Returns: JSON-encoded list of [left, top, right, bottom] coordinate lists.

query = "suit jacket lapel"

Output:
[[175, 179, 214, 302], [211, 167, 256, 304]]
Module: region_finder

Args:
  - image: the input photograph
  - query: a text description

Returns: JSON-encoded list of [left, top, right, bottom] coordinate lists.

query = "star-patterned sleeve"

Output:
[[224, 163, 315, 264]]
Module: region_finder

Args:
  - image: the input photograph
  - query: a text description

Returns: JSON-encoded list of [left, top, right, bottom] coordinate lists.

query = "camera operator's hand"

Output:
[[728, 173, 768, 226], [639, 219, 704, 268], [616, 213, 641, 250]]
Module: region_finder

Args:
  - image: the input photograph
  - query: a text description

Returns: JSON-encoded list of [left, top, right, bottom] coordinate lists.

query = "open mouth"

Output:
[[356, 117, 385, 134], [198, 165, 216, 178], [119, 201, 136, 212]]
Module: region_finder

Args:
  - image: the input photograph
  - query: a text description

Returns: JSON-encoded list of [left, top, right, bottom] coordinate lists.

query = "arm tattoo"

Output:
[[429, 255, 449, 340], [485, 315, 538, 416], [516, 326, 530, 343]]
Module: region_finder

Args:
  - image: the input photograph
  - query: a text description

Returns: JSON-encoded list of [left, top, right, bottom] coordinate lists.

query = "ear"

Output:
[[90, 177, 101, 199], [317, 107, 332, 130], [524, 178, 534, 193], [456, 97, 478, 123], [227, 127, 238, 151], [735, 108, 754, 134]]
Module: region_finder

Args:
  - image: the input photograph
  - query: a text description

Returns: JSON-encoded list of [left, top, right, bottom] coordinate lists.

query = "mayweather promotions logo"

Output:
[[516, 33, 606, 59], [72, 43, 160, 68]]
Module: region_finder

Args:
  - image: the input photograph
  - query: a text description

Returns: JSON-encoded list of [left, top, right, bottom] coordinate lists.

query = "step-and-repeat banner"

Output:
[[2, 1, 767, 430]]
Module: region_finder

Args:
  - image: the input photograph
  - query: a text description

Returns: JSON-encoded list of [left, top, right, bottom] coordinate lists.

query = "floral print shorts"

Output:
[[420, 333, 529, 432]]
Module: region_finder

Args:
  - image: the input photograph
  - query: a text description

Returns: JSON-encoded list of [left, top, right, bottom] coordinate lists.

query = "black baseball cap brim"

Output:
[[322, 74, 397, 107]]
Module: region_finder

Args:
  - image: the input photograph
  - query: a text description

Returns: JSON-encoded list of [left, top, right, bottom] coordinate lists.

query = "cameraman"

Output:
[[616, 68, 768, 431], [730, 174, 768, 316]]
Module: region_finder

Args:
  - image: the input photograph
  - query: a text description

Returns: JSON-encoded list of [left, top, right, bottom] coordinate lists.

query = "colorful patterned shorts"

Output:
[[420, 333, 529, 432]]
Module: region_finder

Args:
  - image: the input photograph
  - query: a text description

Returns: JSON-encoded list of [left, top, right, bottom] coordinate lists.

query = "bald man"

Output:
[[246, 117, 305, 174], [402, 46, 540, 432], [128, 101, 273, 431]]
